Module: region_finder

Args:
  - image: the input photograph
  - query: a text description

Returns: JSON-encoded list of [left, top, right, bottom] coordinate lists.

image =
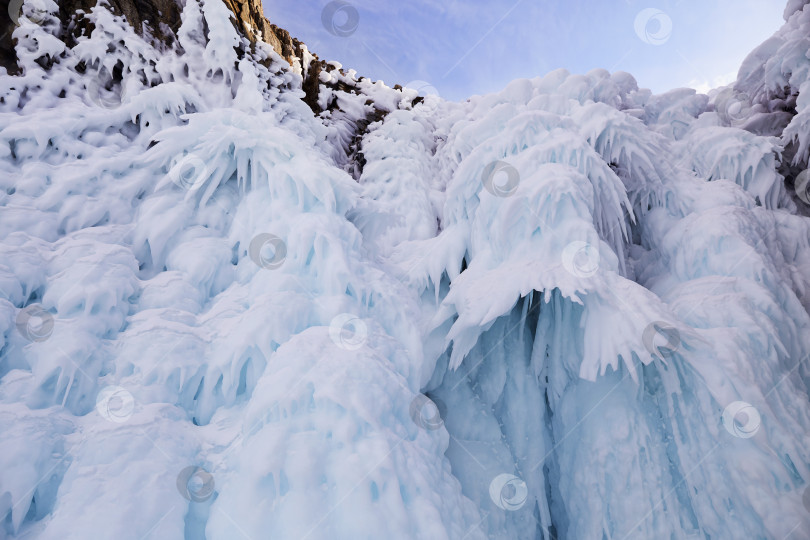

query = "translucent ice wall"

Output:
[[1, 1, 810, 539]]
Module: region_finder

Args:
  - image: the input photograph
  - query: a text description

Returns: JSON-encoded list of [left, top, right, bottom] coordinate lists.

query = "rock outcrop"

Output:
[[0, 0, 417, 178], [2, 0, 320, 108]]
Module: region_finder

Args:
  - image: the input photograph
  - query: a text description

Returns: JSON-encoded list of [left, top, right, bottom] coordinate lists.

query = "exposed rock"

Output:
[[1, 0, 300, 73], [62, 0, 184, 46], [220, 0, 297, 62], [1, 2, 19, 74], [17, 0, 380, 115], [1, 0, 184, 74], [0, 0, 405, 175]]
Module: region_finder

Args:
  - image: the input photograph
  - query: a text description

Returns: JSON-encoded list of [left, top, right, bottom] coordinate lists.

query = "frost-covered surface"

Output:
[[1, 1, 810, 539], [715, 0, 810, 205]]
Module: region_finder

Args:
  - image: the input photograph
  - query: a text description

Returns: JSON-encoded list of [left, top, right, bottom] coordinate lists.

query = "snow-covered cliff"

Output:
[[1, 1, 810, 538]]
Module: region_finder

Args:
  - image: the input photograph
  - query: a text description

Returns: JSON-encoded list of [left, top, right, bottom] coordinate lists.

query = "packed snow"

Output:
[[1, 0, 810, 538]]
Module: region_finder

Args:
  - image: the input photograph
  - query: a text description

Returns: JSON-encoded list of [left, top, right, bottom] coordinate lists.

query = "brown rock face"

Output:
[[93, 0, 307, 69], [221, 0, 299, 64], [1, 0, 401, 164], [217, 0, 330, 112], [60, 0, 184, 43], [1, 0, 185, 74], [2, 0, 338, 112], [219, 0, 340, 114], [2, 0, 302, 70], [1, 3, 18, 74]]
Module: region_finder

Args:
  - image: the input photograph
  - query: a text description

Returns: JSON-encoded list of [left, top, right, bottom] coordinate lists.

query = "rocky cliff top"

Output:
[[1, 0, 357, 113]]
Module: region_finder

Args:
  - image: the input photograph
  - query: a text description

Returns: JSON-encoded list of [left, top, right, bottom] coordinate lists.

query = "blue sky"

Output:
[[261, 0, 786, 101]]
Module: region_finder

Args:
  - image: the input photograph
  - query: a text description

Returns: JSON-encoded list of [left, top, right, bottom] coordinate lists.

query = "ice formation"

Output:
[[1, 0, 810, 538]]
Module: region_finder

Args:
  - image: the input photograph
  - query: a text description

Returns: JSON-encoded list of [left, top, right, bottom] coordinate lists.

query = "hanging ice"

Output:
[[1, 0, 810, 538]]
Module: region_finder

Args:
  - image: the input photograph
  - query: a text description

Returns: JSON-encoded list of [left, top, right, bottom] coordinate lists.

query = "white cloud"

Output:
[[686, 71, 738, 94]]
